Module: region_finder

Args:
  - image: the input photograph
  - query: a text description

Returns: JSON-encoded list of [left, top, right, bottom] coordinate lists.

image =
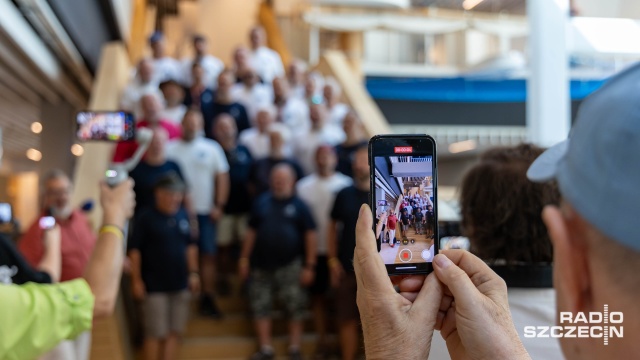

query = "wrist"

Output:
[[102, 212, 126, 229]]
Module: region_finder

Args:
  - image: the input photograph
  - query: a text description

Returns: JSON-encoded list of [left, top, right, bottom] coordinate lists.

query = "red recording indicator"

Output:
[[394, 146, 413, 154]]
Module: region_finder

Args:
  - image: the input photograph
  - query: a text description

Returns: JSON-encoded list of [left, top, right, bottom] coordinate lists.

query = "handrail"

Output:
[[314, 50, 391, 136], [258, 1, 292, 66]]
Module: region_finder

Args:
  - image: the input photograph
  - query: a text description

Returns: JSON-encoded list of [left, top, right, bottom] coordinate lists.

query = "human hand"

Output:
[[354, 204, 445, 360], [132, 278, 146, 300], [42, 225, 61, 250], [189, 273, 201, 295], [238, 259, 250, 282], [433, 250, 530, 360], [100, 178, 135, 228], [329, 260, 345, 288], [209, 207, 223, 223], [299, 267, 315, 287]]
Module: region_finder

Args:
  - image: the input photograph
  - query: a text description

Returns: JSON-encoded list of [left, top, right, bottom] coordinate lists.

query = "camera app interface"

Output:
[[374, 155, 436, 265], [77, 112, 132, 141]]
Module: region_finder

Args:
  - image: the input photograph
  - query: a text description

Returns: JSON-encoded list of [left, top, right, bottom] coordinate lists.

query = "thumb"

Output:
[[433, 254, 480, 307], [410, 272, 443, 324]]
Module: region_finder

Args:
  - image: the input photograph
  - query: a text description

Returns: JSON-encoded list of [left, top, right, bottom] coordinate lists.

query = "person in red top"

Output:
[[386, 211, 398, 246], [18, 169, 96, 359], [113, 93, 181, 162]]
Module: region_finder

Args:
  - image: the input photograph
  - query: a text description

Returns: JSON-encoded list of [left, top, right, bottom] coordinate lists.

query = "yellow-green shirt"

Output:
[[0, 279, 94, 360]]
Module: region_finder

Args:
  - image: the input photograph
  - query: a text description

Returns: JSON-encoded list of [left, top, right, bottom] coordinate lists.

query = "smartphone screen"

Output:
[[0, 203, 11, 224], [39, 216, 56, 230], [369, 135, 438, 275], [76, 111, 135, 142]]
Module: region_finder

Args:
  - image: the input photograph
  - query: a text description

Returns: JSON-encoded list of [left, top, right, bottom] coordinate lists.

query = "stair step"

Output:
[[185, 314, 314, 338], [177, 334, 327, 359]]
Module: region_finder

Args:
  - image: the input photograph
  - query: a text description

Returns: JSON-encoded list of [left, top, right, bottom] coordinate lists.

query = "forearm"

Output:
[[240, 229, 256, 259], [186, 245, 199, 273], [37, 231, 61, 282], [215, 173, 230, 208], [82, 213, 126, 317], [327, 221, 338, 259], [184, 193, 198, 219], [304, 231, 317, 266], [128, 250, 142, 282]]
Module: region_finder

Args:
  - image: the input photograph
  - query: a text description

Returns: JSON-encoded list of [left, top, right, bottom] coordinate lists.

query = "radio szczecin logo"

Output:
[[524, 305, 623, 345]]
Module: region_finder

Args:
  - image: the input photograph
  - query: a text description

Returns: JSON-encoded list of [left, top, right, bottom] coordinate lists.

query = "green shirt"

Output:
[[0, 279, 94, 360]]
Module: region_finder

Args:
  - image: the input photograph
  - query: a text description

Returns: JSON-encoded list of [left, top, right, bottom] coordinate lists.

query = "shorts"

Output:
[[309, 255, 329, 295], [197, 214, 217, 255], [335, 271, 359, 323], [217, 213, 249, 247], [249, 259, 308, 320], [143, 291, 191, 338]]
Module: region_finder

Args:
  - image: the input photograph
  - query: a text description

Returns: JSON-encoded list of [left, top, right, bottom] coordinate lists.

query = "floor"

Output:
[[379, 224, 435, 265]]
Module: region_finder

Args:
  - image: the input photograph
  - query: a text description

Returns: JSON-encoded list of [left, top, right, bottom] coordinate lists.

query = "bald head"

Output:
[[250, 26, 266, 49], [213, 114, 237, 145], [270, 163, 296, 199]]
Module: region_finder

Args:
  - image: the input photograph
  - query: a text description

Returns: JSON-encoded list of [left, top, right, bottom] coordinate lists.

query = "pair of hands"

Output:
[[354, 204, 530, 360], [132, 274, 201, 300]]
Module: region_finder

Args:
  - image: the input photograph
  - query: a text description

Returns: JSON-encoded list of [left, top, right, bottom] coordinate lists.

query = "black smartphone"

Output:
[[369, 134, 438, 275], [76, 111, 135, 142], [0, 203, 12, 224]]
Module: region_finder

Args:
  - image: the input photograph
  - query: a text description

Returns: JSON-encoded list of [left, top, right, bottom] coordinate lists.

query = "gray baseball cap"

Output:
[[527, 63, 640, 252]]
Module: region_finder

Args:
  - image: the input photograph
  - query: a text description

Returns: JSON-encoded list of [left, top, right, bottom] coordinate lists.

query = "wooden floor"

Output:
[[380, 225, 435, 265]]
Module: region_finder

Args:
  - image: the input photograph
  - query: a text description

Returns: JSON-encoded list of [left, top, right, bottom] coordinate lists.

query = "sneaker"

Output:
[[250, 349, 275, 360], [289, 349, 303, 360], [199, 294, 223, 319]]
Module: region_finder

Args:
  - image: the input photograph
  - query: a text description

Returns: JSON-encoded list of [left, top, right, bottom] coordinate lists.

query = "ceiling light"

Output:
[[31, 122, 42, 134], [71, 144, 84, 157], [26, 148, 42, 161], [448, 140, 477, 154], [462, 0, 484, 11]]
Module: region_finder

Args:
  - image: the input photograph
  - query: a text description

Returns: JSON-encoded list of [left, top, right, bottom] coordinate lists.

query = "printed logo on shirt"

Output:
[[524, 304, 623, 345], [0, 265, 18, 285], [284, 204, 297, 217], [179, 219, 190, 234]]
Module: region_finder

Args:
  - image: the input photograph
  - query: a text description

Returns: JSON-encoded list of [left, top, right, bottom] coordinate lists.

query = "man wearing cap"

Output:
[[129, 173, 200, 360], [352, 63, 640, 359], [149, 31, 182, 83]]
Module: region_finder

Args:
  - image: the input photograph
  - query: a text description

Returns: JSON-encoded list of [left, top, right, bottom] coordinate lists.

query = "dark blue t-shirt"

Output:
[[129, 208, 196, 293], [224, 145, 253, 214], [330, 185, 369, 271], [184, 87, 215, 129], [129, 160, 184, 214], [250, 157, 305, 197], [208, 101, 251, 139], [248, 194, 316, 270]]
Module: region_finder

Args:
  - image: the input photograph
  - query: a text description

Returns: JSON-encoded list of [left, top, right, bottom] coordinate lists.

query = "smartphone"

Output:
[[0, 203, 12, 224], [76, 111, 135, 142], [369, 135, 438, 275]]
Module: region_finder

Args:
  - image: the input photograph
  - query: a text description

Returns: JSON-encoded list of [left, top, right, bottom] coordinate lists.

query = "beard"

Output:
[[50, 205, 72, 220]]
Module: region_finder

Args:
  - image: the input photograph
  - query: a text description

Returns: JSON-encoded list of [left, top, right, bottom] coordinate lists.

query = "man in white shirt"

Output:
[[231, 68, 274, 123], [286, 60, 307, 100], [182, 35, 224, 89], [159, 80, 187, 125], [294, 103, 346, 175], [149, 32, 182, 83], [296, 145, 352, 355], [249, 26, 285, 84], [120, 58, 163, 119], [273, 77, 309, 136], [166, 109, 230, 318], [238, 105, 277, 160], [323, 78, 350, 126]]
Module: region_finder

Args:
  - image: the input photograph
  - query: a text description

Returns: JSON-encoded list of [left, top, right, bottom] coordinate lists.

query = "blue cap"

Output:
[[527, 63, 640, 252], [149, 31, 164, 44]]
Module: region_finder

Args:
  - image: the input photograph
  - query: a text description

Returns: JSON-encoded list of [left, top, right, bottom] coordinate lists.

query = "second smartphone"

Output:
[[369, 135, 438, 275]]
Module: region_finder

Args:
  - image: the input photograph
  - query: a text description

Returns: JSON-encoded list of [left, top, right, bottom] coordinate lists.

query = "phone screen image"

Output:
[[0, 203, 11, 223], [39, 216, 56, 230], [370, 135, 438, 274], [76, 111, 134, 142]]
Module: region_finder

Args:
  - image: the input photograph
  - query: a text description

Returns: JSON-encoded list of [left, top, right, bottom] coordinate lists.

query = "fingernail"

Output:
[[434, 254, 451, 269], [359, 204, 367, 217]]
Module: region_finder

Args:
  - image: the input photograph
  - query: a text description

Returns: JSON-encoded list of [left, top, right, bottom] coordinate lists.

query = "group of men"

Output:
[[114, 25, 370, 360]]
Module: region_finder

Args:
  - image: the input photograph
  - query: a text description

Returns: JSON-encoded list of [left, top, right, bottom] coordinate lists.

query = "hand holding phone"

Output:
[[369, 135, 439, 275]]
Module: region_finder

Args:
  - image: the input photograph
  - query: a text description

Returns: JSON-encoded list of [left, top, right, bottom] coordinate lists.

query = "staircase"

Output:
[[175, 279, 329, 360]]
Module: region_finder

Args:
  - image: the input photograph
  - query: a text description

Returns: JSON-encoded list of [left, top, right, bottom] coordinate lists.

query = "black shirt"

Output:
[[400, 213, 411, 225], [209, 101, 251, 139], [0, 235, 51, 284], [224, 145, 254, 214], [129, 208, 196, 293], [129, 160, 184, 214], [250, 157, 305, 196], [248, 194, 316, 270], [330, 185, 369, 271], [184, 87, 215, 129]]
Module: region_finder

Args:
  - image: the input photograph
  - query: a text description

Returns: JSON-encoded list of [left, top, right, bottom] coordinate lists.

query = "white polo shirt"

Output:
[[250, 46, 285, 84], [166, 137, 229, 214]]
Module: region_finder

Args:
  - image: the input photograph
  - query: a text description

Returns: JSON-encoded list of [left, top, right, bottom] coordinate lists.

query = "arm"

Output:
[[83, 179, 135, 318], [186, 244, 200, 294], [211, 172, 229, 221], [327, 219, 344, 288], [300, 230, 317, 286], [238, 228, 256, 280], [36, 226, 62, 282]]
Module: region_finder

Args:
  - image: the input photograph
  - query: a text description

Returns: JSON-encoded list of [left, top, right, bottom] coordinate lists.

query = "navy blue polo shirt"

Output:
[[129, 160, 184, 215], [129, 208, 196, 293], [224, 145, 253, 214], [248, 193, 316, 270]]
